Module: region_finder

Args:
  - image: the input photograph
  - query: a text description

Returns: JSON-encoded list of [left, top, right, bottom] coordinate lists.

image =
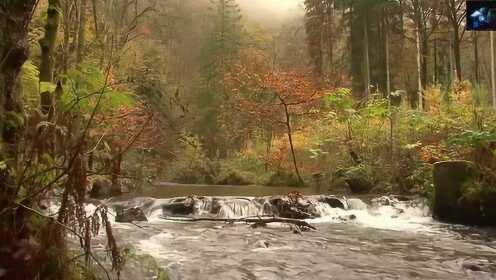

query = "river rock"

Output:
[[89, 177, 113, 199], [319, 196, 346, 209], [115, 207, 148, 223], [162, 197, 196, 216], [433, 160, 475, 223]]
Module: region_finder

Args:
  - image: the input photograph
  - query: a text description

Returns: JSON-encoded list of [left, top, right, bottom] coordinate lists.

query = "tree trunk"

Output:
[[452, 28, 462, 82], [283, 103, 304, 185], [111, 148, 123, 196], [0, 1, 38, 278], [434, 39, 438, 84], [39, 0, 61, 115], [76, 0, 87, 64], [491, 32, 496, 108], [363, 16, 371, 99], [421, 31, 429, 88], [0, 0, 37, 206], [416, 26, 423, 110], [474, 31, 480, 84]]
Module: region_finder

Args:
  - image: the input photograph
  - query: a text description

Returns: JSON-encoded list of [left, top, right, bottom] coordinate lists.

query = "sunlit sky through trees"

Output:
[[238, 0, 304, 26]]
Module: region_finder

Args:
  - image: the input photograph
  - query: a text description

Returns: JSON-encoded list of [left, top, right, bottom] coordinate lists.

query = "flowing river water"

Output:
[[84, 184, 496, 280]]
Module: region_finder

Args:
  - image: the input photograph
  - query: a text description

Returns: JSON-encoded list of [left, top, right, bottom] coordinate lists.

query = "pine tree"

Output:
[[196, 0, 243, 157]]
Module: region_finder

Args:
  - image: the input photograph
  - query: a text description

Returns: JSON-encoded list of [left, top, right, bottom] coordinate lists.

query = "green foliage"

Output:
[[448, 130, 496, 149], [266, 170, 303, 187], [5, 111, 25, 130], [324, 88, 354, 113], [60, 63, 135, 113], [461, 178, 484, 203], [20, 60, 40, 111], [215, 153, 268, 185], [163, 136, 216, 184]]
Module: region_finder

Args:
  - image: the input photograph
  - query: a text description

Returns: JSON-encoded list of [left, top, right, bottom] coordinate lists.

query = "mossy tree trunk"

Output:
[[39, 0, 61, 115], [0, 1, 40, 279], [0, 0, 37, 211]]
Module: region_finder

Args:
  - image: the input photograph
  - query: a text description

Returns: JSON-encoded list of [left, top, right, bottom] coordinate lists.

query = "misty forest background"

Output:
[[1, 0, 496, 278]]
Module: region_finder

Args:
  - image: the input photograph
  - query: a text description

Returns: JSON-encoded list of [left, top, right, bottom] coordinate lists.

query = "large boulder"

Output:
[[162, 197, 196, 216], [433, 160, 475, 223]]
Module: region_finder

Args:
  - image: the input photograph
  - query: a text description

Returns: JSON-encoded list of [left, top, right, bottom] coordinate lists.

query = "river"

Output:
[[94, 184, 496, 279]]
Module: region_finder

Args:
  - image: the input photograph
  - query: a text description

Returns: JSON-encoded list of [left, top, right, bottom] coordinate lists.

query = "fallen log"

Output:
[[161, 216, 317, 231]]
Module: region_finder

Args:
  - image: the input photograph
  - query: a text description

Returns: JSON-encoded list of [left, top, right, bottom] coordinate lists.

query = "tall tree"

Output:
[[444, 0, 466, 82], [196, 0, 243, 157], [39, 0, 62, 115], [0, 1, 39, 278]]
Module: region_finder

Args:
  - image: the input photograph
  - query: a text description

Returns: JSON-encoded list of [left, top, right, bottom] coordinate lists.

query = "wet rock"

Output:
[[338, 214, 357, 221], [255, 240, 270, 248], [162, 197, 196, 216], [89, 177, 113, 199], [115, 207, 148, 223], [433, 160, 475, 224], [271, 195, 316, 219], [462, 260, 496, 273], [481, 192, 496, 225], [319, 196, 346, 209]]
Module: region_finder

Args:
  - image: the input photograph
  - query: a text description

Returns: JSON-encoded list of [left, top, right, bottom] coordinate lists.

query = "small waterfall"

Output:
[[217, 199, 263, 219], [111, 195, 431, 232], [311, 202, 346, 217]]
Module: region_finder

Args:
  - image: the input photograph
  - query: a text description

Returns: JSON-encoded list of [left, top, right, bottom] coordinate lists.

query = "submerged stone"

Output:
[[115, 207, 148, 223]]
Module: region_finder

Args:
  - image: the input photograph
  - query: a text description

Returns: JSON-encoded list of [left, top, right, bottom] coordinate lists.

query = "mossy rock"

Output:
[[432, 160, 475, 223], [480, 188, 496, 225]]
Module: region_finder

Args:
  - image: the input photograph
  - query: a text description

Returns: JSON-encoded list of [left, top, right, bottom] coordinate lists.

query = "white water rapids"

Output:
[[91, 195, 495, 280], [51, 195, 496, 279]]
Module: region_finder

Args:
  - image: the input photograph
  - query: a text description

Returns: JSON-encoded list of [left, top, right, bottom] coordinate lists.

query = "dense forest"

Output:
[[1, 0, 496, 279]]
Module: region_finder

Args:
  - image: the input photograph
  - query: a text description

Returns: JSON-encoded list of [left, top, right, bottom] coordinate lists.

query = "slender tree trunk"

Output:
[[363, 17, 371, 98], [421, 32, 429, 88], [77, 0, 87, 64], [282, 103, 304, 185], [452, 29, 462, 82], [39, 0, 61, 115], [473, 31, 479, 84], [416, 27, 423, 110], [111, 148, 123, 196], [491, 31, 496, 108], [434, 39, 438, 84], [385, 17, 394, 170]]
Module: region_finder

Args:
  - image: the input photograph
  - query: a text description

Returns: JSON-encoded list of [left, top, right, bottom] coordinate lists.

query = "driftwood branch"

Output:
[[161, 216, 317, 231]]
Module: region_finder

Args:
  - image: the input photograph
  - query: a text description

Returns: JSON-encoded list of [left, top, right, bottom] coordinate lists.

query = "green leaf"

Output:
[[40, 81, 56, 93]]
